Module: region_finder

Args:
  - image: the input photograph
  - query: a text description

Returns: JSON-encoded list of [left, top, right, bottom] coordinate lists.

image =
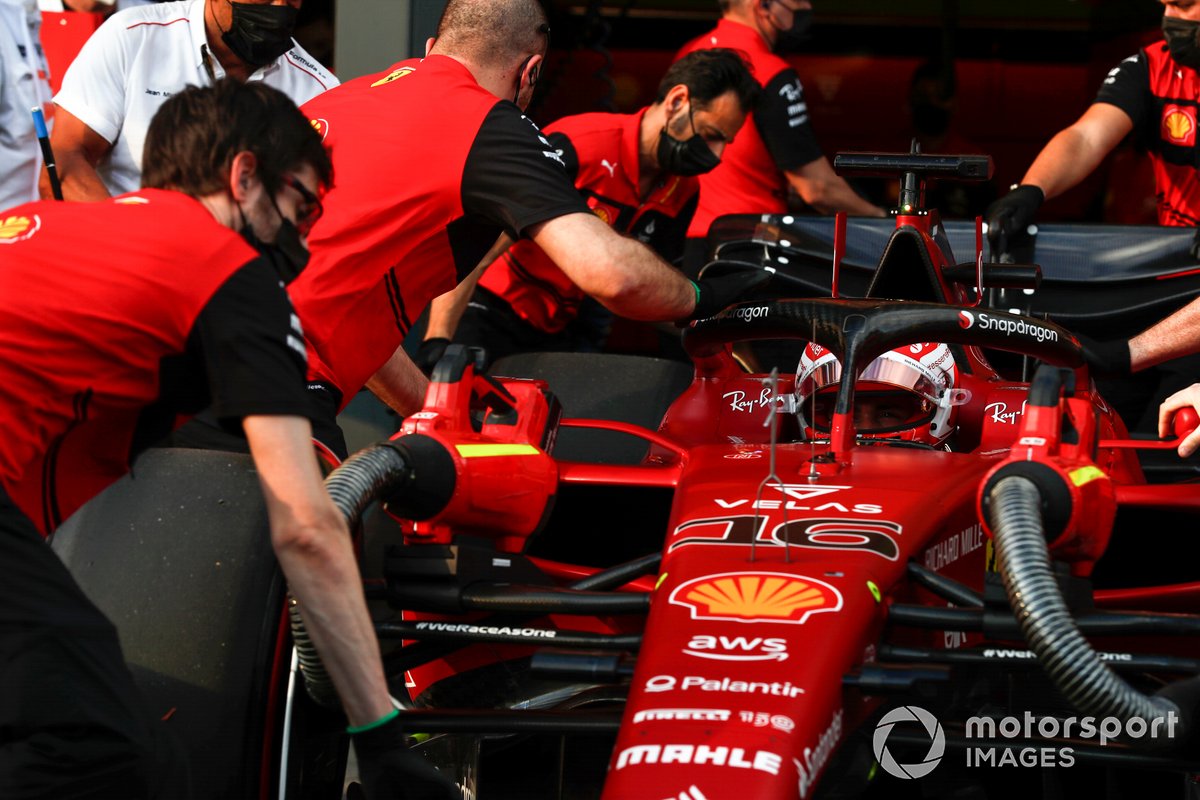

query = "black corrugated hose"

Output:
[[987, 475, 1180, 736]]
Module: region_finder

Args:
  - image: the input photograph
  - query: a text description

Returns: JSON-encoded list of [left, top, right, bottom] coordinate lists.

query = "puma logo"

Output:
[[601, 159, 617, 177]]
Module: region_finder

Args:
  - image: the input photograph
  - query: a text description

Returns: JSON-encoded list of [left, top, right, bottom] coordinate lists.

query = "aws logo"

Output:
[[310, 118, 329, 141], [1162, 104, 1196, 146], [370, 66, 415, 87], [669, 571, 842, 625], [0, 214, 40, 244]]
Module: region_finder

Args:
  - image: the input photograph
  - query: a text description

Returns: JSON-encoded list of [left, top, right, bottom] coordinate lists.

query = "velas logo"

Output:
[[668, 571, 842, 624], [310, 118, 329, 140], [370, 66, 415, 87], [958, 310, 974, 329], [873, 705, 946, 780], [1163, 104, 1196, 146], [0, 214, 40, 244]]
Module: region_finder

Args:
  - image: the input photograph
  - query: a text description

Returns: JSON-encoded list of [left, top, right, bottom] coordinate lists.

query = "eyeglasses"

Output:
[[282, 174, 323, 236]]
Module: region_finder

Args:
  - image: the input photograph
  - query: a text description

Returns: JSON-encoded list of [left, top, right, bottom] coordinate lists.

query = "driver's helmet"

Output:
[[795, 342, 960, 447]]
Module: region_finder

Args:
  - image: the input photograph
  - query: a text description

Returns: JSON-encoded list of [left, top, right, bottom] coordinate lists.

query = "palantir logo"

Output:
[[873, 705, 945, 779]]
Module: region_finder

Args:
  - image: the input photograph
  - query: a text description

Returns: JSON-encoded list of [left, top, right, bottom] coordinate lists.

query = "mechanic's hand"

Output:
[[687, 269, 772, 321], [1073, 332, 1131, 378], [352, 715, 459, 799], [985, 185, 1044, 246], [414, 337, 451, 376], [1159, 384, 1200, 457]]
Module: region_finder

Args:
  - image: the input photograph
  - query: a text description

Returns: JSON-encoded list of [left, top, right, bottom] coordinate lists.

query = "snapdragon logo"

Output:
[[957, 309, 1059, 344], [872, 706, 945, 779], [727, 305, 769, 322]]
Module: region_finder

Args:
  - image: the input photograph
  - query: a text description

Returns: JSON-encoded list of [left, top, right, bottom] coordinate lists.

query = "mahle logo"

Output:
[[873, 705, 945, 779]]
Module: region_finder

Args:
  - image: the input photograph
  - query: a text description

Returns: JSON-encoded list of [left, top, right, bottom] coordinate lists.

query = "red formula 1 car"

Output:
[[52, 153, 1200, 799]]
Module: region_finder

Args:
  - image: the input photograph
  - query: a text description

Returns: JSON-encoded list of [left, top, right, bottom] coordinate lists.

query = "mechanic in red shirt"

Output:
[[415, 48, 759, 367], [990, 1, 1200, 435], [291, 0, 766, 437], [0, 81, 443, 799], [676, 0, 886, 272]]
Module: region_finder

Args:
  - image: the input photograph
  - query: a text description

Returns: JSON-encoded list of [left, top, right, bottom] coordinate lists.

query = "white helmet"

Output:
[[795, 342, 964, 447]]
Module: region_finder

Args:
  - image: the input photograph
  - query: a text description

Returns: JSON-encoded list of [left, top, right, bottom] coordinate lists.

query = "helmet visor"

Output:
[[802, 386, 936, 434]]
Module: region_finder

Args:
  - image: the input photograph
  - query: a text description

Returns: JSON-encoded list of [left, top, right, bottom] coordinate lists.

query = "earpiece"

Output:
[[528, 64, 539, 87]]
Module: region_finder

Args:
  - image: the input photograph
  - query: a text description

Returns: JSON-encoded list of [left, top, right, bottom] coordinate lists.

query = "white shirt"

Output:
[[0, 0, 51, 211], [53, 0, 337, 195]]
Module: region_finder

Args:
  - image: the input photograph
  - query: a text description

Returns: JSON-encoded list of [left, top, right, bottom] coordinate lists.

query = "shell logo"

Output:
[[669, 571, 843, 625], [593, 207, 612, 225], [0, 214, 40, 244], [1162, 104, 1196, 146], [310, 118, 329, 140], [370, 66, 415, 87]]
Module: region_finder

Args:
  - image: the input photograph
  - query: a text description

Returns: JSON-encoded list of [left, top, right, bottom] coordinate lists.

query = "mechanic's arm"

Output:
[[425, 233, 514, 341], [42, 107, 113, 201], [1019, 104, 1132, 201], [243, 414, 393, 726], [366, 346, 430, 416], [785, 156, 887, 218], [1128, 295, 1200, 371], [530, 211, 696, 319]]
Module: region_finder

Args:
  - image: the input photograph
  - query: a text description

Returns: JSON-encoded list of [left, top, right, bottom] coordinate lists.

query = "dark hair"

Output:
[[141, 79, 332, 196], [655, 48, 760, 112]]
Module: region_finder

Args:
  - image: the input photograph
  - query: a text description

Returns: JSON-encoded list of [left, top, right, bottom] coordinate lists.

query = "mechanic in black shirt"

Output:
[[0, 81, 441, 799], [988, 1, 1200, 434]]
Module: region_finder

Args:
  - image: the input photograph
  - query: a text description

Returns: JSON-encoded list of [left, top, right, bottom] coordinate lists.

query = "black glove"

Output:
[[1190, 228, 1200, 261], [414, 337, 451, 376], [1074, 332, 1131, 378], [352, 715, 460, 800], [687, 268, 772, 321], [985, 184, 1044, 245]]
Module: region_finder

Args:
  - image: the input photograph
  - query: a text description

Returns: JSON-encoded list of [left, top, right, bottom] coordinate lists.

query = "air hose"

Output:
[[986, 475, 1180, 733], [292, 436, 457, 709]]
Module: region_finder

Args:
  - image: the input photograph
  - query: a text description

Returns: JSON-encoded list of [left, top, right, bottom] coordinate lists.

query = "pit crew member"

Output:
[[988, 1, 1200, 434], [0, 81, 440, 799], [291, 0, 767, 442], [676, 0, 886, 273], [43, 0, 336, 201], [418, 47, 759, 368]]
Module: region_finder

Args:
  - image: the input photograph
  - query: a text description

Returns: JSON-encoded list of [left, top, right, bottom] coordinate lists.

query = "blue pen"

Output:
[[31, 106, 63, 201]]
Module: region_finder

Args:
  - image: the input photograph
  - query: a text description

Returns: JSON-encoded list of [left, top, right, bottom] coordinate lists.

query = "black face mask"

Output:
[[656, 106, 721, 177], [1163, 17, 1200, 71], [772, 7, 812, 54], [240, 216, 310, 284], [222, 2, 298, 68]]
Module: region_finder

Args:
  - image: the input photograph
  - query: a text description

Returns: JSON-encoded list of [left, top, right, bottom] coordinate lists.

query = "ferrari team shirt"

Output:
[[676, 18, 823, 238], [52, 0, 337, 196], [294, 55, 589, 405], [0, 0, 51, 210], [479, 108, 699, 334], [1096, 41, 1200, 226], [0, 190, 313, 534]]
